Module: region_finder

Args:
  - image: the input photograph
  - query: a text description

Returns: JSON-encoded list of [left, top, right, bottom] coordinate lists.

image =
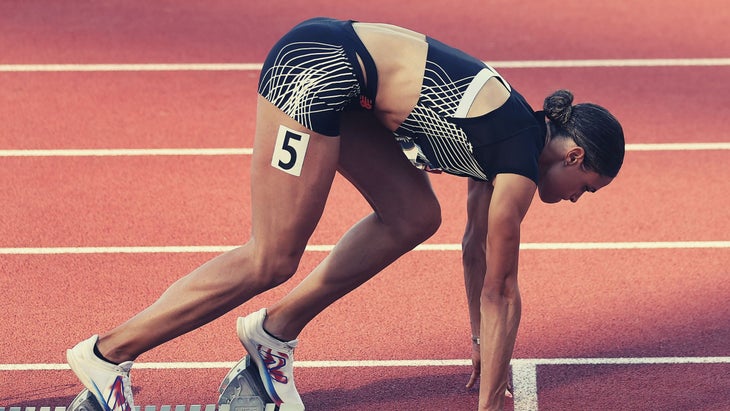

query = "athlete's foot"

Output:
[[237, 308, 305, 410], [66, 335, 135, 411]]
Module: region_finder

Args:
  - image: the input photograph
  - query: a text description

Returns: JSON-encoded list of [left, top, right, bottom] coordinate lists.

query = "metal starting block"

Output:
[[67, 389, 103, 411], [66, 356, 273, 411], [65, 356, 274, 411], [63, 399, 233, 411], [217, 355, 276, 411]]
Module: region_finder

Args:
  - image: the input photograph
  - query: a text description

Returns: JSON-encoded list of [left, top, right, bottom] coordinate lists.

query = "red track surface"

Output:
[[1, 1, 728, 410]]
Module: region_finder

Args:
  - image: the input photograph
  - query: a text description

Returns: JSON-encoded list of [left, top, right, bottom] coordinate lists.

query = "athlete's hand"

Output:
[[464, 341, 514, 398], [506, 367, 514, 398], [466, 340, 480, 389]]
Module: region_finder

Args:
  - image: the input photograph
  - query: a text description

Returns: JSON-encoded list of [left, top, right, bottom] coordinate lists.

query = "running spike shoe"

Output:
[[237, 308, 305, 410], [66, 335, 134, 411]]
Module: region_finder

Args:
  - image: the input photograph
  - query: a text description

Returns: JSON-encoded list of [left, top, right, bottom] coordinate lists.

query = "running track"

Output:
[[1, 1, 728, 410]]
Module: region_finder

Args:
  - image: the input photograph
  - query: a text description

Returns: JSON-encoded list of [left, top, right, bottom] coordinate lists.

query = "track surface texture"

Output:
[[1, 1, 728, 410]]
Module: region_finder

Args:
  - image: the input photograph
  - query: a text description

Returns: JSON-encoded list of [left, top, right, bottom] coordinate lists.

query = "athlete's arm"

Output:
[[478, 173, 535, 411], [462, 178, 492, 389]]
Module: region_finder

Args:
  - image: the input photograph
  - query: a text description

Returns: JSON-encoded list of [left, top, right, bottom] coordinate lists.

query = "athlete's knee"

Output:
[[413, 196, 442, 239], [243, 242, 303, 289], [389, 193, 442, 244], [258, 254, 301, 288]]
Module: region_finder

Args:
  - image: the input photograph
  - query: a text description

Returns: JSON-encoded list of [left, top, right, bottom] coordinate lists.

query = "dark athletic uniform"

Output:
[[258, 17, 547, 184]]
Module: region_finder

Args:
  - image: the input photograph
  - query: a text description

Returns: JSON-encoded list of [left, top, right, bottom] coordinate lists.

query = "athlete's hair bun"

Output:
[[543, 89, 574, 126], [542, 89, 625, 178]]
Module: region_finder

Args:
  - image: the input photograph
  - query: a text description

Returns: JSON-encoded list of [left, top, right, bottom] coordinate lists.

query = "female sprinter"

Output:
[[66, 17, 624, 411]]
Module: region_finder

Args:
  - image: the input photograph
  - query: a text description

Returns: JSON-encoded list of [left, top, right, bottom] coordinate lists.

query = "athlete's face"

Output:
[[537, 147, 614, 204]]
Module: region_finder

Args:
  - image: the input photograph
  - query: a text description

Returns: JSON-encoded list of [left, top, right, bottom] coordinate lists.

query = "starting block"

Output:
[[66, 356, 275, 411], [67, 389, 103, 411], [217, 355, 276, 411]]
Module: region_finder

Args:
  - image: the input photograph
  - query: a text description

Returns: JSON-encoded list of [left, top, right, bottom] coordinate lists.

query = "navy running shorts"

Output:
[[258, 17, 378, 137]]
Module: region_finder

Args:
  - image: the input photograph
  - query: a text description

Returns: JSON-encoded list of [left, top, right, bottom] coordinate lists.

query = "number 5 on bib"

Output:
[[271, 125, 310, 177]]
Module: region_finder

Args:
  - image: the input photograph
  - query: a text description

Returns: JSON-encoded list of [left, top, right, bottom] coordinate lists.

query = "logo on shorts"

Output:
[[359, 95, 373, 110]]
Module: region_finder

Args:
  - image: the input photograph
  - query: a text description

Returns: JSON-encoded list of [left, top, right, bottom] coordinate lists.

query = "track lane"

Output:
[[1, 248, 727, 409], [1, 0, 728, 63], [0, 71, 256, 150], [2, 248, 726, 362], [1, 66, 729, 149], [1, 150, 728, 248], [2, 0, 730, 409], [2, 367, 485, 410]]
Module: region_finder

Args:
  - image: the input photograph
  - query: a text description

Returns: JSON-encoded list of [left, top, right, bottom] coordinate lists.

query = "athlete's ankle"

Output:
[[262, 310, 299, 342], [93, 342, 121, 365], [95, 335, 137, 364]]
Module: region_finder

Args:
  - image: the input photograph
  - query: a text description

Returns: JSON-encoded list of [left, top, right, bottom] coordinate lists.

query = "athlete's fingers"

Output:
[[466, 343, 480, 389], [506, 367, 514, 397], [466, 369, 479, 389]]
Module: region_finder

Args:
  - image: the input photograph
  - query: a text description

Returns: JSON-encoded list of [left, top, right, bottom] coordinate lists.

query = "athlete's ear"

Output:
[[564, 146, 585, 166]]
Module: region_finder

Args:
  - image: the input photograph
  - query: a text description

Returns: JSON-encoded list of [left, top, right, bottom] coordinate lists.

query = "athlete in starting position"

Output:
[[67, 17, 624, 411]]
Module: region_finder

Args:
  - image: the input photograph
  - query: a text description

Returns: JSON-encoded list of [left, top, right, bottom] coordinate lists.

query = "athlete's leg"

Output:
[[264, 110, 442, 339], [94, 96, 340, 363]]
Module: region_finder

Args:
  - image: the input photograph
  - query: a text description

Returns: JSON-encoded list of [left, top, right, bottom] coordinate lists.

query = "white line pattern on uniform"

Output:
[[395, 61, 502, 179], [258, 41, 359, 133]]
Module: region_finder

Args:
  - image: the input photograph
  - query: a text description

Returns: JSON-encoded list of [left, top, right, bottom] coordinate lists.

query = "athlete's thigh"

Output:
[[250, 95, 340, 253], [337, 110, 438, 221]]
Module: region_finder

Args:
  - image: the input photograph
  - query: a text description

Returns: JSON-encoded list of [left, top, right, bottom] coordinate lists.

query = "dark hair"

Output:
[[543, 90, 625, 178]]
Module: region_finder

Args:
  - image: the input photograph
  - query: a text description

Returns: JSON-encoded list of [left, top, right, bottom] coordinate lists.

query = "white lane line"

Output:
[[492, 58, 730, 68], [512, 362, 539, 411], [0, 148, 254, 157], [0, 143, 728, 157], [0, 360, 471, 371], [513, 356, 730, 365], [1, 58, 730, 72], [1, 241, 728, 255], [518, 241, 730, 250], [1, 356, 726, 371], [0, 63, 264, 72], [626, 143, 730, 151]]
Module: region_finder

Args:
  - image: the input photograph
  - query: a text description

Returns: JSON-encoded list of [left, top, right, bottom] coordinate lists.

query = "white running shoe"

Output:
[[66, 335, 135, 411], [237, 308, 305, 410]]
